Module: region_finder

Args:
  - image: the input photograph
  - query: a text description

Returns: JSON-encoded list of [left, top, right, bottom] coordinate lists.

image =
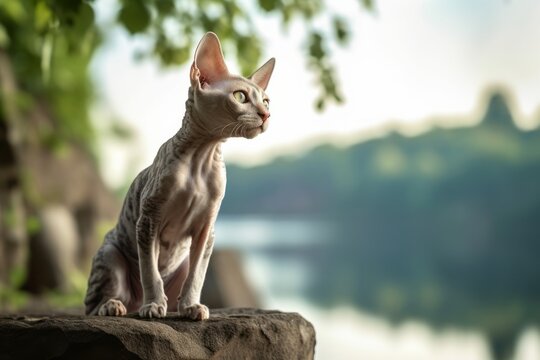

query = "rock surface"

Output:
[[202, 250, 260, 309], [0, 308, 316, 360]]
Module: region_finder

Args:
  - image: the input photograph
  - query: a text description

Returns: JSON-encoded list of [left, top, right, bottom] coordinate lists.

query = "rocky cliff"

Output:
[[0, 308, 316, 360]]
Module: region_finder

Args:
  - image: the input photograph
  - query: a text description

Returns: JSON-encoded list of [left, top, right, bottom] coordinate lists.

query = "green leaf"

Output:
[[26, 216, 41, 236], [52, 0, 84, 17], [117, 0, 150, 34], [236, 35, 262, 75], [308, 32, 325, 60], [159, 45, 190, 65], [62, 1, 96, 54], [200, 14, 218, 33], [8, 266, 27, 288], [258, 0, 280, 12], [156, 0, 175, 15], [299, 0, 321, 18], [315, 97, 325, 112], [50, 0, 85, 27], [73, 2, 95, 35], [0, 24, 9, 47], [109, 121, 134, 140], [333, 16, 349, 45], [34, 1, 52, 31], [0, 0, 27, 23], [360, 0, 374, 10], [282, 4, 293, 24]]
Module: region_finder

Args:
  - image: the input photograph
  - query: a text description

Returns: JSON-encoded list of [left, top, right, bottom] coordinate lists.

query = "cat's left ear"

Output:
[[192, 32, 230, 87], [249, 58, 276, 90]]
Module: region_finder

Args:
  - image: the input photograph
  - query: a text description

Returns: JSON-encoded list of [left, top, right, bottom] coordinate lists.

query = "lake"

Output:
[[215, 215, 540, 360]]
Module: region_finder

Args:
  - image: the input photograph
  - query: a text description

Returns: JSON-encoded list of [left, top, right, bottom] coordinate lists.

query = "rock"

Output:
[[202, 250, 260, 309], [23, 205, 79, 293], [0, 308, 316, 360]]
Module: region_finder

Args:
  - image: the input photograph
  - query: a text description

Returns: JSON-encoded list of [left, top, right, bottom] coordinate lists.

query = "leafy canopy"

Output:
[[1, 0, 374, 127]]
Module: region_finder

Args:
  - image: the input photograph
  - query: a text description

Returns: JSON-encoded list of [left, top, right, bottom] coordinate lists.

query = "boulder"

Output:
[[202, 249, 260, 309], [0, 308, 316, 360]]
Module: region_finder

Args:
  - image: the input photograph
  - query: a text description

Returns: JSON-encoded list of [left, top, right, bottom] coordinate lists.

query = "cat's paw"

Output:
[[139, 301, 167, 318], [98, 299, 127, 316], [178, 303, 209, 321]]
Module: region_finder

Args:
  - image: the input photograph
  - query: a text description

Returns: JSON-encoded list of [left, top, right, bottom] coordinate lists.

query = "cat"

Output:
[[84, 32, 275, 319]]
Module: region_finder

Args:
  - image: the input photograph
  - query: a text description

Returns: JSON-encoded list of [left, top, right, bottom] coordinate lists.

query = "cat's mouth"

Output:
[[241, 121, 267, 139], [231, 116, 268, 139], [242, 126, 262, 139]]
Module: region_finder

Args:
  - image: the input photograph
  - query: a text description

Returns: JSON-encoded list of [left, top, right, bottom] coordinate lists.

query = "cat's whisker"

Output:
[[211, 122, 228, 132], [228, 122, 240, 137], [219, 122, 237, 137], [240, 123, 249, 137], [234, 122, 245, 137], [212, 120, 240, 137]]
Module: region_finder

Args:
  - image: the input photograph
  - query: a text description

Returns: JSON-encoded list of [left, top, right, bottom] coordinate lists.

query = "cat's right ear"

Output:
[[191, 32, 229, 88]]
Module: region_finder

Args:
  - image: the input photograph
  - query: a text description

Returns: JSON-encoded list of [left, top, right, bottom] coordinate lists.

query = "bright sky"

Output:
[[91, 0, 540, 187]]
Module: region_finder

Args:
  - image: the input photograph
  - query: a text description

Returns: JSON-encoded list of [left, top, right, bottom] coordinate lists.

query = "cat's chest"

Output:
[[156, 166, 223, 273], [175, 161, 225, 201], [160, 162, 225, 230]]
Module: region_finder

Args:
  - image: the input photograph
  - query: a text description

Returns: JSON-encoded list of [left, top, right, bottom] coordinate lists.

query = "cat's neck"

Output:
[[171, 88, 224, 166]]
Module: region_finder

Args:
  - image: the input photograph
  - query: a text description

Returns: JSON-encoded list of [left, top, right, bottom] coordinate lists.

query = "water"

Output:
[[214, 215, 540, 360], [215, 215, 331, 298]]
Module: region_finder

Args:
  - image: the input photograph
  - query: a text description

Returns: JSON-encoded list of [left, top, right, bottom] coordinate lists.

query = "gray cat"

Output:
[[84, 32, 275, 319]]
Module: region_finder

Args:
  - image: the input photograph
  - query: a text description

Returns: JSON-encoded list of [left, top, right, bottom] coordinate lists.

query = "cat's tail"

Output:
[[84, 231, 132, 315], [84, 245, 109, 315]]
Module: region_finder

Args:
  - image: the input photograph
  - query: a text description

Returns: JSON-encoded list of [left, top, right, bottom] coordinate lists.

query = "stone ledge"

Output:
[[0, 308, 316, 360]]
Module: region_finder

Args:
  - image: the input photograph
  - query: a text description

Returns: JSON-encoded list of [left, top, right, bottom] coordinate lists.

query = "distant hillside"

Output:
[[223, 92, 540, 216], [221, 92, 540, 359]]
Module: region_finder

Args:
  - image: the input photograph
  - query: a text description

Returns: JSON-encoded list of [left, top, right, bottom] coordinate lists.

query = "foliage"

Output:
[[0, 285, 29, 311], [0, 268, 88, 312], [44, 270, 88, 309], [114, 0, 373, 109], [221, 92, 540, 359], [0, 266, 29, 311], [0, 0, 100, 149], [1, 0, 375, 141]]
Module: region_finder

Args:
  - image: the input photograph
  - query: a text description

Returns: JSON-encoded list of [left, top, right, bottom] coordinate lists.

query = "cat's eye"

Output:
[[263, 99, 270, 110], [233, 91, 248, 103]]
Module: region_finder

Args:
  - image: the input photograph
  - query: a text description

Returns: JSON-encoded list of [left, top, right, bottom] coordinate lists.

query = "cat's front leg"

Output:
[[177, 224, 215, 320], [136, 213, 168, 318]]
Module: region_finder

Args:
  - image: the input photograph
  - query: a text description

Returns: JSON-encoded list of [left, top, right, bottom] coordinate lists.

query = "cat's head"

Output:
[[189, 32, 275, 139]]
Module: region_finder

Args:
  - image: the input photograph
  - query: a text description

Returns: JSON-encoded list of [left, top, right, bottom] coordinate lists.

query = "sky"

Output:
[[91, 0, 540, 187]]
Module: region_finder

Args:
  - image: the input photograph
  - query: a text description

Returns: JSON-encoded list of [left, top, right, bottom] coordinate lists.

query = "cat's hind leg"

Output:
[[84, 233, 134, 316]]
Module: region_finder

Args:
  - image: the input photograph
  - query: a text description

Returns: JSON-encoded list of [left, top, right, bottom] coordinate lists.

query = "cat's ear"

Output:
[[191, 32, 229, 86], [249, 58, 276, 90]]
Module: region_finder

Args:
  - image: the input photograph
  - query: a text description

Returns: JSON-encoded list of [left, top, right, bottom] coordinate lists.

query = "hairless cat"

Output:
[[84, 32, 275, 319]]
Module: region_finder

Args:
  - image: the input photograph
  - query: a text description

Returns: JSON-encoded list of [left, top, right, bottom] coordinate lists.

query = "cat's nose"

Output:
[[258, 111, 270, 122]]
